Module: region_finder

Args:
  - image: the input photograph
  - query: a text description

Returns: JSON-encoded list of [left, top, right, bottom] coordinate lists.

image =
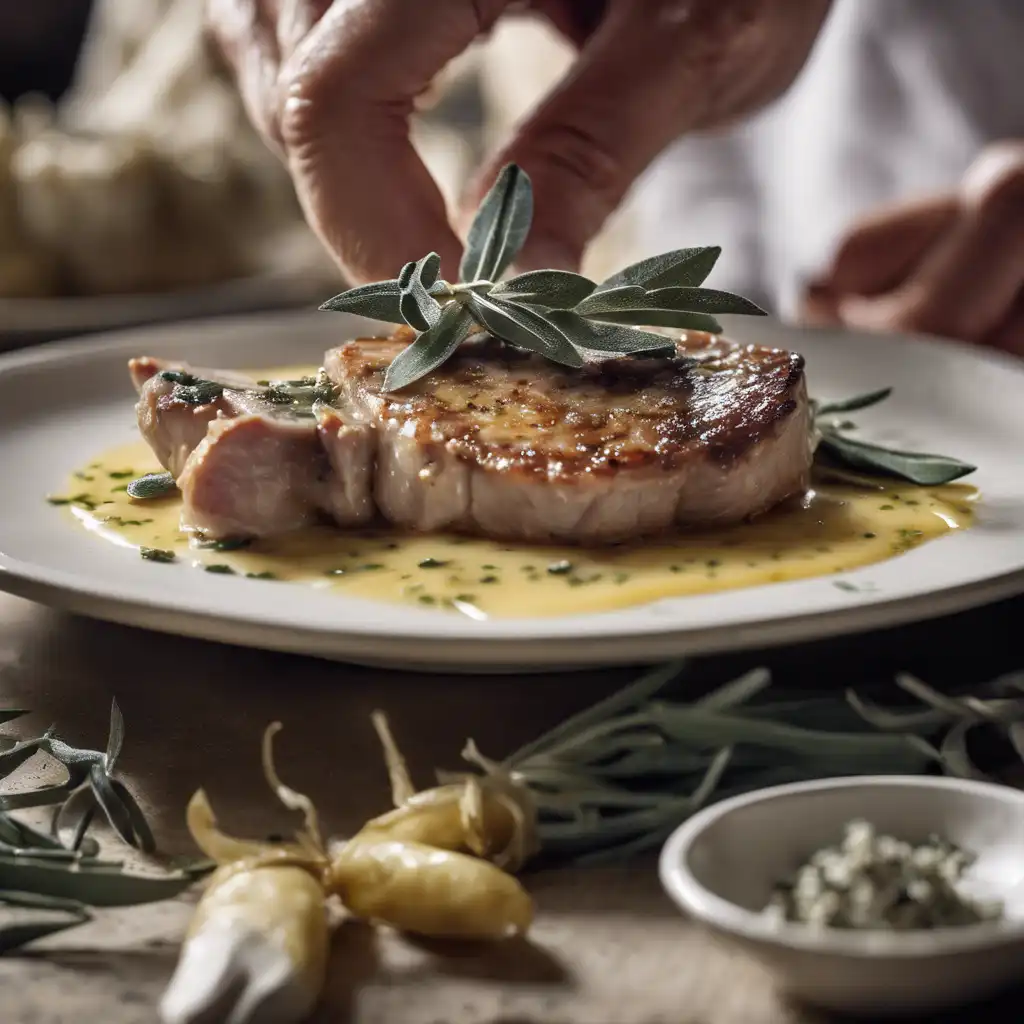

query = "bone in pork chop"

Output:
[[129, 330, 812, 544], [129, 357, 374, 537]]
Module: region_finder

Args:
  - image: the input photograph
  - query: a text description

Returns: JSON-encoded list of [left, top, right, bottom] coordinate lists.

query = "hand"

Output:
[[206, 0, 832, 283], [803, 142, 1024, 356]]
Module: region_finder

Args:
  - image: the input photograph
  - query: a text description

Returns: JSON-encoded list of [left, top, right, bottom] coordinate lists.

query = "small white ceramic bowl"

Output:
[[659, 776, 1024, 1015]]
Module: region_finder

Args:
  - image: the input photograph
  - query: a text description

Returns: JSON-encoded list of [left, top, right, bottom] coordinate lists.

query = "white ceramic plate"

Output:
[[0, 312, 1021, 673]]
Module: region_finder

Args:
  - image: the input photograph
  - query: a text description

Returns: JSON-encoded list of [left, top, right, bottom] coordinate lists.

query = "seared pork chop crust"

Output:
[[326, 329, 806, 478]]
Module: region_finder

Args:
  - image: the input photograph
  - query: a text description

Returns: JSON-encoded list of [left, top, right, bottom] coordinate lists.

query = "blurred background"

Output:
[[0, 0, 638, 343]]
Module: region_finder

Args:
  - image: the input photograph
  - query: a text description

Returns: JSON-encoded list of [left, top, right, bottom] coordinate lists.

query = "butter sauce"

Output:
[[57, 441, 975, 620]]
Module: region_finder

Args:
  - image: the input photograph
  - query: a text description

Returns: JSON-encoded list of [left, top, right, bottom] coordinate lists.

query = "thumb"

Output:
[[813, 194, 959, 297]]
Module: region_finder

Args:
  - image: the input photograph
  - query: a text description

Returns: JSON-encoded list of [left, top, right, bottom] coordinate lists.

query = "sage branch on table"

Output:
[[5, 660, 1021, 958], [426, 661, 1024, 867], [0, 702, 206, 953]]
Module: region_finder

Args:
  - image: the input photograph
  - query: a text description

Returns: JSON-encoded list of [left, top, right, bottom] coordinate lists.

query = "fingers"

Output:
[[837, 144, 1024, 343], [814, 194, 959, 297], [981, 289, 1024, 356], [206, 0, 283, 145], [271, 0, 331, 58], [469, 0, 831, 273], [210, 0, 498, 283], [471, 5, 692, 271], [276, 0, 508, 283]]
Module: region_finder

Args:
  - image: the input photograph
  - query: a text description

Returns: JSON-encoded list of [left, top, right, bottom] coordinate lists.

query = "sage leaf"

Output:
[[104, 699, 124, 774], [646, 286, 765, 316], [646, 705, 937, 769], [845, 691, 952, 733], [511, 661, 685, 764], [89, 766, 140, 850], [69, 804, 96, 853], [818, 432, 976, 486], [460, 164, 533, 283], [112, 780, 156, 853], [492, 270, 596, 308], [815, 388, 893, 417], [468, 294, 583, 368], [319, 279, 404, 323], [0, 890, 91, 911], [399, 253, 442, 332], [0, 737, 46, 781], [588, 308, 724, 333], [695, 668, 773, 711], [0, 818, 25, 848], [0, 781, 79, 812], [126, 472, 176, 500], [576, 285, 741, 329], [0, 890, 91, 952], [383, 303, 478, 392], [0, 814, 64, 852], [539, 310, 677, 356], [0, 855, 196, 907], [167, 379, 223, 405], [939, 721, 988, 780], [598, 247, 721, 291]]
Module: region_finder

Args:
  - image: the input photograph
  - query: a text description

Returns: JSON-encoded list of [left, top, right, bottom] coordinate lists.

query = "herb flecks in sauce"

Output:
[[140, 547, 175, 563], [59, 420, 977, 619]]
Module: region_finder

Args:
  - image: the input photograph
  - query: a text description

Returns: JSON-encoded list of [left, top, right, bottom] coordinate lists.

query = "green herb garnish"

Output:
[[46, 493, 95, 508], [140, 547, 175, 563], [813, 388, 975, 486], [126, 472, 177, 500], [429, 662, 1024, 867], [321, 164, 765, 392], [204, 564, 236, 575], [0, 701, 208, 951], [159, 370, 224, 406]]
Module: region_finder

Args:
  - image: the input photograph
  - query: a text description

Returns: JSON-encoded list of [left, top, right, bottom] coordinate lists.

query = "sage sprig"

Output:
[[321, 164, 766, 392], [813, 387, 976, 486], [438, 661, 1023, 867], [0, 702, 204, 952]]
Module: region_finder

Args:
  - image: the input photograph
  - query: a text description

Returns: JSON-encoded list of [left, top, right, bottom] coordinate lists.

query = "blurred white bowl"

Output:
[[659, 776, 1024, 1015]]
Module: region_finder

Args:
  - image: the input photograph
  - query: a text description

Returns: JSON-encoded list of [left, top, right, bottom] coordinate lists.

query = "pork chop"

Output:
[[323, 329, 812, 544], [129, 330, 812, 544]]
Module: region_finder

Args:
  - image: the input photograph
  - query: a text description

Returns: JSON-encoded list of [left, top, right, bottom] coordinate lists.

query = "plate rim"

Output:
[[1, 310, 1022, 669]]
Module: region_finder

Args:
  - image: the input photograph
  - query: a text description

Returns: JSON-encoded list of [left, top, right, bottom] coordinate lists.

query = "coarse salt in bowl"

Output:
[[659, 775, 1024, 1015]]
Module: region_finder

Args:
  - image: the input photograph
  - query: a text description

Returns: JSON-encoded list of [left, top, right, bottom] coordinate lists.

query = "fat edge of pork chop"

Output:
[[129, 357, 374, 537], [324, 332, 814, 545]]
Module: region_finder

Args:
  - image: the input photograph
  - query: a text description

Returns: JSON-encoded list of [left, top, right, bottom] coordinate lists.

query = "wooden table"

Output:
[[0, 590, 1020, 1024]]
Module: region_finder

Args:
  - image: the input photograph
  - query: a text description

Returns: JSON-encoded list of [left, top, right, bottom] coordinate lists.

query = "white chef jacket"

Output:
[[635, 0, 1024, 317]]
